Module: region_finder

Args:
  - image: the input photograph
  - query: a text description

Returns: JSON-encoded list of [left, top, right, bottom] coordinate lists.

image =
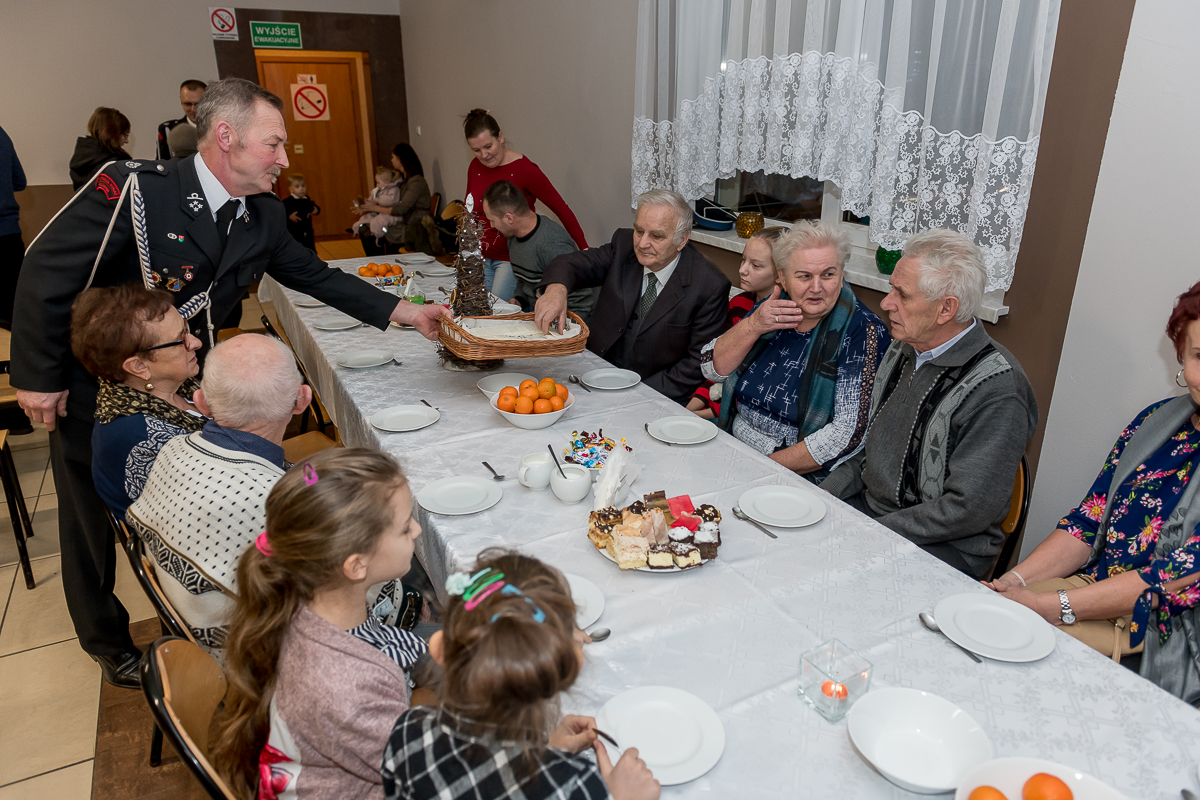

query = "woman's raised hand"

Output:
[[548, 714, 598, 753], [595, 740, 661, 800], [748, 285, 804, 334]]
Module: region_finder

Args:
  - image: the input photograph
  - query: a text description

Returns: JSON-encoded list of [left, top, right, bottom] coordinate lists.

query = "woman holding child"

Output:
[[356, 143, 432, 256]]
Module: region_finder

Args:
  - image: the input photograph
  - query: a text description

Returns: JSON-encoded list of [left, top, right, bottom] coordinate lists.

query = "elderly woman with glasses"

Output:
[[70, 284, 207, 517]]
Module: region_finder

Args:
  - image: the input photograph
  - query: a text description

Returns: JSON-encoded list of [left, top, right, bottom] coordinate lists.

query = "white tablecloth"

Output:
[[260, 258, 1200, 799]]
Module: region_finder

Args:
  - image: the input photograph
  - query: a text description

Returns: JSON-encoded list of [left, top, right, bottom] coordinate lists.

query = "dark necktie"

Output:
[[215, 199, 239, 256], [638, 273, 659, 319]]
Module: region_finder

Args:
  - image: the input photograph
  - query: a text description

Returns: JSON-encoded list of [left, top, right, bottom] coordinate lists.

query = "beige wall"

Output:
[[0, 0, 399, 186], [398, 0, 640, 248]]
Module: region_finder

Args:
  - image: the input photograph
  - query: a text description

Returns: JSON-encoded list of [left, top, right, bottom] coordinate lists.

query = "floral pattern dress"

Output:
[[1059, 399, 1200, 645]]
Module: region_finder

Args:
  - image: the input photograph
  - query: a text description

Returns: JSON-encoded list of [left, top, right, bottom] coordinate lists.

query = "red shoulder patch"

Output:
[[95, 173, 121, 201]]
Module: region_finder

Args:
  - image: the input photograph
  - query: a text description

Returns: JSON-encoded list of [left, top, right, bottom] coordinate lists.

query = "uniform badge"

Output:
[[165, 277, 183, 292], [186, 192, 205, 213], [167, 232, 185, 242], [182, 267, 194, 282], [243, 211, 250, 223], [95, 174, 121, 200], [151, 271, 163, 286], [125, 161, 141, 169]]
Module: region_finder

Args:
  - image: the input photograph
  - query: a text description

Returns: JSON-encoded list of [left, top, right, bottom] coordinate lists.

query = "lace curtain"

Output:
[[632, 0, 1061, 291]]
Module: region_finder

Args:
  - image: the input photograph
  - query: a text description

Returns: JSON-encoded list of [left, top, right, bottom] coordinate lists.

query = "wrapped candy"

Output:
[[563, 429, 632, 469]]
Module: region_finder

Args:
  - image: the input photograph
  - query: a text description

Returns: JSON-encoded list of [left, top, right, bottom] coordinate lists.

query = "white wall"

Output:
[[398, 0, 640, 247], [0, 0, 399, 185], [1022, 0, 1200, 554]]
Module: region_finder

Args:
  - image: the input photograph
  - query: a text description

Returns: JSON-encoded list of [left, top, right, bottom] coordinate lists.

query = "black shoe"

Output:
[[91, 650, 142, 689]]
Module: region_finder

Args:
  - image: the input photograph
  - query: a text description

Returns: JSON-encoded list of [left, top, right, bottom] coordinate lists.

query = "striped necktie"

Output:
[[638, 273, 659, 319]]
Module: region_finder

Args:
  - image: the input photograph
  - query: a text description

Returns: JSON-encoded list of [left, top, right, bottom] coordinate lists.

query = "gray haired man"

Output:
[[822, 229, 1037, 579]]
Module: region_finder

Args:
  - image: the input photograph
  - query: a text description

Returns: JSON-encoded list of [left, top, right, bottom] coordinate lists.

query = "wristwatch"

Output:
[[1057, 589, 1076, 625]]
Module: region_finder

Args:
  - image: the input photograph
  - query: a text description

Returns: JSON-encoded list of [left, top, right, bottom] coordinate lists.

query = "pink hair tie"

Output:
[[255, 531, 273, 557], [303, 463, 319, 485], [463, 580, 505, 610]]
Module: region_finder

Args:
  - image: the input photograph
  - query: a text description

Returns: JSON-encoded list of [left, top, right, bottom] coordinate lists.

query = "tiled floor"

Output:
[[0, 424, 157, 799]]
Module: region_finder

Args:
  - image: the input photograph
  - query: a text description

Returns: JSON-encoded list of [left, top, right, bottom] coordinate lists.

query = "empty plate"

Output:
[[369, 404, 439, 432], [476, 372, 536, 399], [564, 573, 605, 629], [645, 416, 718, 446], [737, 485, 827, 528], [295, 298, 325, 308], [933, 593, 1056, 662], [848, 688, 993, 794], [397, 253, 436, 264], [312, 312, 361, 331], [596, 686, 725, 785], [337, 349, 394, 369], [416, 476, 502, 516], [419, 264, 456, 277], [581, 368, 641, 390]]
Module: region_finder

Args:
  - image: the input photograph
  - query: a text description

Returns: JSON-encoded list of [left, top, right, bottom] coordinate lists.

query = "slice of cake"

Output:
[[588, 507, 622, 549], [695, 521, 720, 560], [696, 504, 722, 523], [643, 508, 669, 545], [643, 490, 672, 521], [626, 500, 649, 517], [669, 542, 702, 569], [620, 510, 645, 536], [647, 543, 675, 570], [591, 506, 622, 526], [671, 512, 701, 532], [607, 533, 649, 569], [667, 525, 694, 544], [667, 494, 695, 519]]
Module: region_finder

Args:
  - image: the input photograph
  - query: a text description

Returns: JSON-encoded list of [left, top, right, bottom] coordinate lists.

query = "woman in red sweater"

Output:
[[463, 109, 587, 300]]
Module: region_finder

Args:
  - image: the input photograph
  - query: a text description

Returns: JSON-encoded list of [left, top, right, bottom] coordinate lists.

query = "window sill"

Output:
[[689, 226, 1010, 323]]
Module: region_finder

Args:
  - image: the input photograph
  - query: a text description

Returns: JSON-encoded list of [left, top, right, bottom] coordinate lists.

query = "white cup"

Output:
[[518, 453, 553, 490], [550, 463, 592, 504]]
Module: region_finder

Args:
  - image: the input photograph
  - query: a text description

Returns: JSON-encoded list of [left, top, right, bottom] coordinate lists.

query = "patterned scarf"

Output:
[[95, 376, 207, 431]]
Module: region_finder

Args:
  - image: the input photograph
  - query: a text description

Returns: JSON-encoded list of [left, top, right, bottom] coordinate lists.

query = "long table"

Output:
[[261, 258, 1200, 799]]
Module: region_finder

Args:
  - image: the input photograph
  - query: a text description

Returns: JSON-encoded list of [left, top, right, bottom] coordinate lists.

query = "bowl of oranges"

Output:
[[956, 758, 1126, 800], [491, 378, 573, 430], [357, 262, 404, 285]]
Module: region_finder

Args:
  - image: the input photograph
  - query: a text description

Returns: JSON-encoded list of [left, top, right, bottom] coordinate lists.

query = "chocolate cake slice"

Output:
[[667, 525, 694, 544], [696, 504, 722, 523], [694, 522, 720, 560], [647, 543, 675, 570], [669, 542, 702, 569]]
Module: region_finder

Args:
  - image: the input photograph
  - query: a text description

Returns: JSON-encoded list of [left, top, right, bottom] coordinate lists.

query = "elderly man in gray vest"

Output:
[[822, 229, 1037, 579]]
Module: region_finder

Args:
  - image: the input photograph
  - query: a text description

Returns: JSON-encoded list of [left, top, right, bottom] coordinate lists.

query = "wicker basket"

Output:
[[437, 312, 590, 360]]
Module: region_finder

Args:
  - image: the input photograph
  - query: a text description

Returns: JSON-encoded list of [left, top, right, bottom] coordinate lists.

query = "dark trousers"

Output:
[[0, 231, 25, 329], [49, 412, 136, 657], [919, 542, 983, 579]]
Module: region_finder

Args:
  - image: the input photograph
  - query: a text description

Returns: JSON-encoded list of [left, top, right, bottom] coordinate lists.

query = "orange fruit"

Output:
[[497, 394, 517, 413], [514, 396, 534, 414], [537, 382, 556, 399], [533, 398, 552, 414], [358, 266, 371, 276], [549, 396, 564, 411], [555, 383, 568, 401], [519, 386, 540, 401], [498, 386, 519, 399], [519, 379, 537, 392], [969, 788, 1008, 800], [538, 376, 556, 386], [1023, 773, 1072, 800]]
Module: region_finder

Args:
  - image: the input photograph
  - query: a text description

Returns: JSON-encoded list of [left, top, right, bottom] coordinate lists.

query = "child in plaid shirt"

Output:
[[381, 550, 659, 800]]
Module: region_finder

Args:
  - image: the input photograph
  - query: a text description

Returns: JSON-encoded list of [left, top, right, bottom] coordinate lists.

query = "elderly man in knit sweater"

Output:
[[822, 229, 1037, 579], [124, 334, 311, 654]]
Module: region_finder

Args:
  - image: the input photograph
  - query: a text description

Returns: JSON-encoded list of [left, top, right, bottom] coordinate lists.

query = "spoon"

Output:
[[482, 461, 505, 481], [587, 627, 611, 642], [594, 728, 619, 749], [731, 505, 777, 539], [421, 399, 439, 410], [547, 444, 567, 479], [392, 358, 404, 366], [919, 611, 982, 663], [569, 374, 592, 393]]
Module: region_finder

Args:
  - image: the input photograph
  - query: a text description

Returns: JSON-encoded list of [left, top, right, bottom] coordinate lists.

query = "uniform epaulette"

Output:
[[111, 159, 171, 176]]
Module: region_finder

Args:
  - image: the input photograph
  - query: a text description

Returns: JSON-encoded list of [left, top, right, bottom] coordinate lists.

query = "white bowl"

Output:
[[848, 688, 993, 795], [955, 757, 1127, 800], [492, 302, 522, 315], [476, 372, 536, 399], [490, 393, 574, 430]]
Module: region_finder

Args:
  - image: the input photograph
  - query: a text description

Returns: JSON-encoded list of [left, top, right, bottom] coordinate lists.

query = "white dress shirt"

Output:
[[193, 153, 246, 228], [913, 319, 976, 370], [642, 253, 681, 297]]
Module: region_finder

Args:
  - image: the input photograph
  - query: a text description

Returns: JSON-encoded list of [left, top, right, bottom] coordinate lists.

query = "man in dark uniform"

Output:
[[155, 79, 206, 160], [11, 78, 449, 688]]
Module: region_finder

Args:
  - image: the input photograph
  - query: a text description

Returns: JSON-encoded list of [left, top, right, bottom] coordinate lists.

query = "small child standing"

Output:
[[284, 173, 321, 251], [211, 449, 431, 800], [352, 165, 403, 243], [382, 549, 660, 800]]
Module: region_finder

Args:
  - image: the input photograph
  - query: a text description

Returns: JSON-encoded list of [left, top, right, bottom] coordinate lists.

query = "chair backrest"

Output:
[[429, 191, 441, 218], [991, 454, 1031, 579], [106, 509, 195, 642], [141, 637, 239, 800]]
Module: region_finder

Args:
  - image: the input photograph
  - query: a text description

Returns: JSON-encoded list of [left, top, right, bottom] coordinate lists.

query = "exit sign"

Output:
[[250, 21, 302, 48]]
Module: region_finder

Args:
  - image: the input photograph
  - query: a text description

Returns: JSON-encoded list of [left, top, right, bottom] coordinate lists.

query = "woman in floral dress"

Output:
[[989, 281, 1200, 704]]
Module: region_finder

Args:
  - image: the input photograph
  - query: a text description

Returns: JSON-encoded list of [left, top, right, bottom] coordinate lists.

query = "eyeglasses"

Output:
[[140, 338, 186, 353]]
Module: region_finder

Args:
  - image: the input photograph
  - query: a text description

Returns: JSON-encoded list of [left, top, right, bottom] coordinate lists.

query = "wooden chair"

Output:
[[140, 637, 238, 800], [987, 454, 1031, 581], [0, 429, 35, 590], [429, 191, 441, 218]]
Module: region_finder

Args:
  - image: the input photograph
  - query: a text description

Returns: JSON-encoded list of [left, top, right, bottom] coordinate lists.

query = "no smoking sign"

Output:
[[209, 7, 238, 40], [289, 85, 331, 122], [290, 83, 330, 121]]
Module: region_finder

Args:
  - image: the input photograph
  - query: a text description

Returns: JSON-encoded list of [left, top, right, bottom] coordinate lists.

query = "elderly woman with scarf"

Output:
[[700, 221, 889, 482], [988, 281, 1200, 704]]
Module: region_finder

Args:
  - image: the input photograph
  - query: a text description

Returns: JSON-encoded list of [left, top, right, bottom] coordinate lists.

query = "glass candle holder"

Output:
[[798, 639, 872, 723]]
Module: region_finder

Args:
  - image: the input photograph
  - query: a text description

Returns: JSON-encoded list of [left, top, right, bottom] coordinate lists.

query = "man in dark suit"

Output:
[[155, 79, 206, 160], [535, 189, 730, 403], [11, 78, 448, 688]]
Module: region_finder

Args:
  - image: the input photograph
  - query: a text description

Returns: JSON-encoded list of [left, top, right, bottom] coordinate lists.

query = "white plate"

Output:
[[564, 573, 605, 629], [336, 349, 394, 369], [934, 593, 1056, 662], [581, 368, 641, 391], [418, 264, 456, 277], [848, 688, 993, 794], [369, 404, 439, 432], [492, 302, 522, 316], [597, 686, 725, 785], [417, 476, 502, 516], [397, 253, 436, 264], [955, 757, 1128, 800], [476, 372, 536, 399], [597, 546, 704, 574], [312, 312, 361, 331], [295, 298, 325, 308], [645, 416, 718, 446], [737, 485, 827, 528]]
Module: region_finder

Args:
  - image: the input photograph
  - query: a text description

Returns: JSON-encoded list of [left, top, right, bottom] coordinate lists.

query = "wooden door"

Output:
[[256, 51, 377, 239]]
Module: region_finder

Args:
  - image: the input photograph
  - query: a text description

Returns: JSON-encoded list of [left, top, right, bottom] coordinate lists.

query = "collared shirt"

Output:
[[193, 152, 246, 226], [643, 252, 681, 298], [913, 319, 976, 371], [198, 420, 286, 469]]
